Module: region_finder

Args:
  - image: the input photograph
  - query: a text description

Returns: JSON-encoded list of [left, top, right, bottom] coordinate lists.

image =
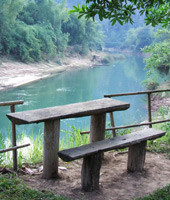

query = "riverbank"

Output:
[[0, 52, 110, 91]]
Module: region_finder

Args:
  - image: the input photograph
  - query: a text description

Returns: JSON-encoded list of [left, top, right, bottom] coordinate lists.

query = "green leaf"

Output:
[[111, 18, 117, 25], [117, 19, 123, 25], [69, 9, 78, 14]]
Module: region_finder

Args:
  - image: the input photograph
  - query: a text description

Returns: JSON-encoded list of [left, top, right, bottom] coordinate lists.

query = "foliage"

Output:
[[0, 175, 69, 200], [0, 0, 103, 62], [0, 0, 24, 54], [123, 26, 154, 51], [142, 27, 170, 88], [0, 125, 89, 167], [70, 0, 170, 27], [147, 106, 170, 157], [62, 13, 103, 55], [143, 40, 170, 74], [60, 125, 89, 149]]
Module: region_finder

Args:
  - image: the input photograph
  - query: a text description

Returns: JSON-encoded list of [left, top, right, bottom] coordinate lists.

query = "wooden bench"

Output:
[[58, 128, 166, 192]]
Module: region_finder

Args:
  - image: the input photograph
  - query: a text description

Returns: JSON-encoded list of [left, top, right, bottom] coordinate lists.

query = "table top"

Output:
[[7, 98, 130, 125]]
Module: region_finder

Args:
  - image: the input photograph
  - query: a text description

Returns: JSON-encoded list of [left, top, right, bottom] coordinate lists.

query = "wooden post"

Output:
[[81, 152, 102, 191], [109, 112, 116, 137], [81, 113, 106, 191], [0, 143, 30, 153], [10, 105, 17, 171], [147, 93, 152, 128], [90, 113, 106, 143], [43, 119, 60, 179], [127, 141, 147, 172]]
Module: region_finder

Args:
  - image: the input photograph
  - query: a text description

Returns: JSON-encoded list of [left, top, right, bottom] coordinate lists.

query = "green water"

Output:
[[0, 55, 147, 139]]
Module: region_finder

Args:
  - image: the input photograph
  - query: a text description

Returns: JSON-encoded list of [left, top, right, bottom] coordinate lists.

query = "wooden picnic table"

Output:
[[7, 98, 130, 179]]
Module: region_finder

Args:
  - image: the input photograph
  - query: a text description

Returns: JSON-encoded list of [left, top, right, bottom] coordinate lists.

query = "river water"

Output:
[[0, 55, 147, 139]]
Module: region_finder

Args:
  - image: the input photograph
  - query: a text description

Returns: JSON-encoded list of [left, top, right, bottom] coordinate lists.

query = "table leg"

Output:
[[43, 119, 60, 179], [90, 113, 106, 143]]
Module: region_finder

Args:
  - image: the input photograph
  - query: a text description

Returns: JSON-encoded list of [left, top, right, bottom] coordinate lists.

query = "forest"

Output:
[[0, 0, 103, 62], [0, 0, 170, 89]]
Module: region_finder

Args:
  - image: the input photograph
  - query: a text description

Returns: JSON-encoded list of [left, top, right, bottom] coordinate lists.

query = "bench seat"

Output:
[[58, 128, 166, 191], [58, 128, 165, 162]]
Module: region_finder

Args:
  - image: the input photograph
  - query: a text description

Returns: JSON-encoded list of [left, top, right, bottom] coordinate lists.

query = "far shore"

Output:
[[0, 52, 108, 91]]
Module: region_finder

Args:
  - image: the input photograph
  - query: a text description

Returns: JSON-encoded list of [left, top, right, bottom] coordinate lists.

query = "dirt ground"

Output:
[[151, 95, 170, 112], [0, 55, 102, 91], [21, 151, 170, 200]]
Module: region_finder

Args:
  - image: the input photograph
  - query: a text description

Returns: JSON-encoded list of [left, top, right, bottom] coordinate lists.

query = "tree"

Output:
[[0, 0, 24, 54], [62, 13, 103, 55], [123, 26, 154, 51], [71, 0, 170, 27], [143, 28, 170, 75], [141, 27, 170, 89]]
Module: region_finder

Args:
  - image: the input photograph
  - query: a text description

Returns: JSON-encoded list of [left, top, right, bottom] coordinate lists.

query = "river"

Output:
[[0, 54, 147, 139]]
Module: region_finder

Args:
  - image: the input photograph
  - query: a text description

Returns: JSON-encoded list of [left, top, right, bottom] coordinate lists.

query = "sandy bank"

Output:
[[0, 53, 104, 91]]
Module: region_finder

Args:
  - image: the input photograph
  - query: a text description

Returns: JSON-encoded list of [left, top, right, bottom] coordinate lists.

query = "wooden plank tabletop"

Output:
[[6, 98, 130, 125], [58, 128, 166, 162]]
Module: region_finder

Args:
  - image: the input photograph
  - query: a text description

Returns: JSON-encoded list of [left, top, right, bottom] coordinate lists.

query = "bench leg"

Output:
[[81, 152, 102, 192], [127, 141, 147, 172]]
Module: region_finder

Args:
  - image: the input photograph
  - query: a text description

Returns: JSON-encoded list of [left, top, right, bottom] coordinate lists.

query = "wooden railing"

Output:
[[0, 100, 30, 171], [81, 89, 170, 135]]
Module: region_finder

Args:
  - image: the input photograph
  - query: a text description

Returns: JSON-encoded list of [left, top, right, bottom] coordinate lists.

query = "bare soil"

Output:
[[0, 54, 103, 91], [21, 151, 170, 200], [151, 96, 170, 112]]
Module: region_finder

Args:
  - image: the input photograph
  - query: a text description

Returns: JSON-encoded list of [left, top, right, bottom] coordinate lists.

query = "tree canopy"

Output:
[[70, 0, 170, 27], [0, 0, 104, 62]]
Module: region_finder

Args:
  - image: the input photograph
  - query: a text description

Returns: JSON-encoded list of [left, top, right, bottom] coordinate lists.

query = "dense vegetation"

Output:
[[142, 26, 170, 89], [0, 0, 103, 62]]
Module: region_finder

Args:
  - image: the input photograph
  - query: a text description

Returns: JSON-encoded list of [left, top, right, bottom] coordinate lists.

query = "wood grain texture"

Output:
[[0, 100, 23, 107], [127, 141, 147, 172], [90, 113, 106, 143], [109, 112, 116, 137], [6, 98, 130, 125], [0, 143, 30, 153], [10, 105, 17, 171], [43, 120, 60, 179], [81, 152, 102, 191], [58, 128, 165, 162]]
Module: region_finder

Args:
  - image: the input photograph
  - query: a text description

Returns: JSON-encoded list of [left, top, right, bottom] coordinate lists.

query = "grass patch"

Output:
[[147, 106, 170, 157], [0, 174, 69, 200], [0, 125, 90, 168], [134, 184, 170, 200], [60, 125, 89, 150]]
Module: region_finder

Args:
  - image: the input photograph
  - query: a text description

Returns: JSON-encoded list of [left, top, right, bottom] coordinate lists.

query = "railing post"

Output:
[[10, 105, 17, 171], [147, 93, 152, 128], [109, 112, 116, 137]]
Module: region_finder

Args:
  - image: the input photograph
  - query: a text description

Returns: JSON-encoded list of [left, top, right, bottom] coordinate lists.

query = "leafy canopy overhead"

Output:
[[70, 0, 170, 27]]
